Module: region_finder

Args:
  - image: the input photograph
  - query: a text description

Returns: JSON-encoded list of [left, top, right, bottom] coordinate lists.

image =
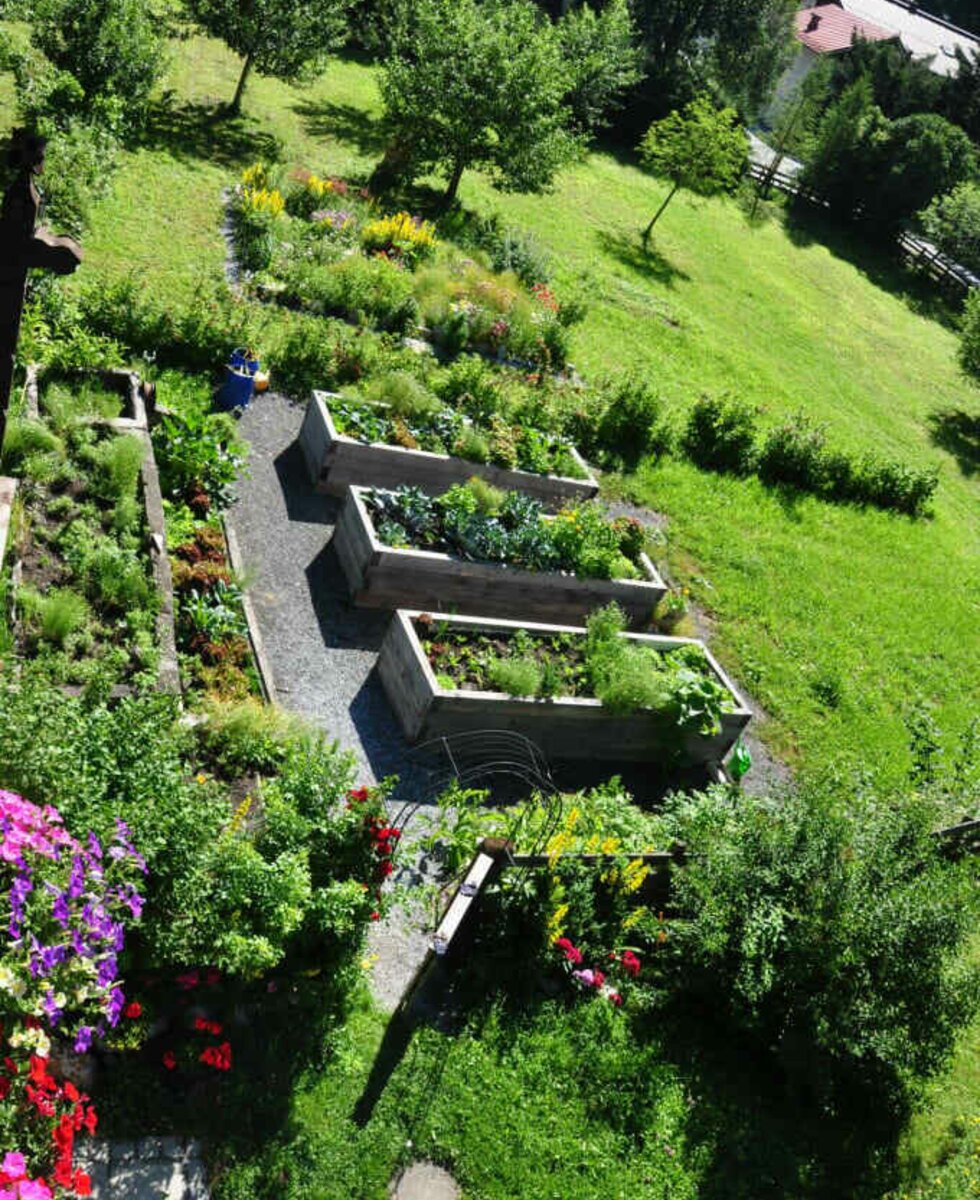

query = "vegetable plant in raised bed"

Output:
[[0, 374, 170, 692], [299, 388, 597, 504], [151, 371, 258, 701], [333, 481, 665, 626], [377, 606, 750, 765]]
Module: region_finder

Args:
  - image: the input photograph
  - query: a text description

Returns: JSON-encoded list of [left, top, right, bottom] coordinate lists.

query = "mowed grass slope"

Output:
[[43, 40, 980, 783]]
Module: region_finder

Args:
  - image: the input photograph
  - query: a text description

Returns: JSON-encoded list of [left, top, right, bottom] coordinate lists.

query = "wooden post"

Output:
[[0, 130, 83, 449]]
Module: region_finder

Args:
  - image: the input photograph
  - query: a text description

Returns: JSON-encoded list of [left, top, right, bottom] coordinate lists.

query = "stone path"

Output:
[[74, 1137, 207, 1200]]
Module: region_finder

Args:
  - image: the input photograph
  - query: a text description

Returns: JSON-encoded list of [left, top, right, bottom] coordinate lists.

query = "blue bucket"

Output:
[[215, 366, 256, 412]]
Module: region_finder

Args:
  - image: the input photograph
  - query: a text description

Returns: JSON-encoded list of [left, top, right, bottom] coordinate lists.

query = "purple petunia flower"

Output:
[[106, 987, 125, 1028], [74, 1025, 94, 1054]]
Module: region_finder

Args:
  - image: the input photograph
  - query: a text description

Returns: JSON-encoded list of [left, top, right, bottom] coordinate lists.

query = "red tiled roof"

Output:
[[795, 4, 896, 53]]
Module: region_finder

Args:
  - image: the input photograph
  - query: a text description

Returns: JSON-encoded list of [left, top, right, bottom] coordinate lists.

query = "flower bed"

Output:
[[150, 372, 261, 701], [377, 609, 750, 765], [1, 368, 178, 693], [299, 390, 597, 505], [228, 163, 579, 368], [333, 484, 665, 626]]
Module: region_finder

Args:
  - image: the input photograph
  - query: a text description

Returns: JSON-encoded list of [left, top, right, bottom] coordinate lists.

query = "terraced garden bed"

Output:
[[299, 390, 597, 505], [377, 609, 751, 765], [333, 483, 665, 626], [0, 368, 178, 693]]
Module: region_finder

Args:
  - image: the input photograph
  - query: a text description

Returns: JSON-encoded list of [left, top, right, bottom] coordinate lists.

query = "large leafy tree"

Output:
[[378, 0, 581, 205], [629, 0, 797, 120], [557, 0, 644, 134], [804, 82, 977, 230], [637, 94, 746, 241], [185, 0, 350, 115], [26, 0, 166, 126]]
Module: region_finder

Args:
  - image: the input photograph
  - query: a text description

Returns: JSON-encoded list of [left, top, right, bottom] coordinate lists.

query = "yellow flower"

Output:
[[547, 903, 570, 941], [195, 773, 207, 785]]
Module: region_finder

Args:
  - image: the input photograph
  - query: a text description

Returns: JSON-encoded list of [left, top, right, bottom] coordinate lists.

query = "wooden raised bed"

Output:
[[332, 486, 665, 627], [377, 610, 752, 766], [299, 390, 598, 506]]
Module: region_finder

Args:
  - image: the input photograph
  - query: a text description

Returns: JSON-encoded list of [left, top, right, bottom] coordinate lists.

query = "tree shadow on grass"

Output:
[[292, 99, 389, 158], [657, 1005, 904, 1200], [136, 96, 282, 168], [928, 406, 980, 477], [784, 204, 962, 333], [595, 228, 690, 288]]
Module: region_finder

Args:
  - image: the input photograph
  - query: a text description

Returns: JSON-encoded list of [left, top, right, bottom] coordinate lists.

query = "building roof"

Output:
[[840, 0, 979, 76], [795, 4, 896, 52]]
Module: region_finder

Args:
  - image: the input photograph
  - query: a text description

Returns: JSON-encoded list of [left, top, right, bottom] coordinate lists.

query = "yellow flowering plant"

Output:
[[361, 211, 438, 268]]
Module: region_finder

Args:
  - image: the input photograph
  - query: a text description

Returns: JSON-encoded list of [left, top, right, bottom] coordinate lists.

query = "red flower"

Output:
[[162, 1050, 177, 1071], [592, 970, 606, 989], [554, 937, 583, 966], [82, 1106, 98, 1135], [123, 1001, 142, 1019], [621, 951, 641, 978], [193, 1018, 223, 1036], [63, 1081, 79, 1104], [176, 970, 199, 990], [608, 991, 623, 1008], [204, 968, 221, 986], [377, 860, 393, 878], [73, 1169, 93, 1196], [0, 1077, 9, 1101], [347, 787, 370, 804], [199, 1041, 232, 1071], [369, 911, 380, 921]]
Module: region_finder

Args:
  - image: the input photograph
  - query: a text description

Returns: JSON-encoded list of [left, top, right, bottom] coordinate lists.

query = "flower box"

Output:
[[377, 610, 752, 766], [333, 485, 666, 627], [299, 390, 598, 506]]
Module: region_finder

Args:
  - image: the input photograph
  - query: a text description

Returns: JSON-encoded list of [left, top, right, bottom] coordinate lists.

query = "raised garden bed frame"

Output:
[[333, 485, 665, 627], [299, 390, 599, 506], [377, 609, 752, 766]]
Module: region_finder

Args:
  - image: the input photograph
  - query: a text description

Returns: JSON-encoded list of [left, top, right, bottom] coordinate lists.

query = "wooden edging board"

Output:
[[377, 609, 752, 766], [333, 484, 665, 628], [299, 390, 599, 506]]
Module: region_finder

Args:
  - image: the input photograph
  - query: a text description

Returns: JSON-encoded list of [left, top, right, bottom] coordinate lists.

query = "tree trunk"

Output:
[[228, 52, 254, 116], [442, 159, 466, 209], [642, 183, 679, 245]]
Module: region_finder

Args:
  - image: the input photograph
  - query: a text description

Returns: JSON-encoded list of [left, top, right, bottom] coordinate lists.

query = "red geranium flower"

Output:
[[162, 1050, 177, 1071], [621, 951, 641, 978], [123, 1001, 142, 1019], [554, 937, 583, 966], [608, 991, 623, 1007]]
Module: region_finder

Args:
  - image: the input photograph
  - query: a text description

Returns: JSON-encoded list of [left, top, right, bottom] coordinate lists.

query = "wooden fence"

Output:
[[747, 161, 977, 298]]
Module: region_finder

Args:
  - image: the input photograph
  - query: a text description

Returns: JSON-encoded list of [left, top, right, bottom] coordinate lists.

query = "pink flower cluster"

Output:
[[553, 936, 642, 1009], [0, 793, 77, 865]]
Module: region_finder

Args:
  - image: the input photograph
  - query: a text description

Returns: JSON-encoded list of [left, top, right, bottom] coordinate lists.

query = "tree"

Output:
[[942, 47, 980, 142], [626, 0, 796, 125], [557, 0, 644, 135], [637, 94, 746, 242], [26, 0, 166, 128], [801, 79, 888, 216], [378, 0, 581, 206], [185, 0, 350, 115], [920, 183, 980, 273]]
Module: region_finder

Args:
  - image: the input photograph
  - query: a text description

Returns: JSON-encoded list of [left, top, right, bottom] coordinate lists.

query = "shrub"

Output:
[[360, 211, 438, 267], [467, 212, 552, 286], [960, 289, 980, 384], [364, 370, 439, 419], [434, 354, 503, 423], [657, 775, 980, 1124], [42, 378, 123, 431], [281, 256, 419, 333], [919, 180, 980, 276], [681, 394, 758, 474], [267, 316, 384, 397], [853, 454, 939, 517], [757, 412, 829, 492], [594, 375, 671, 468], [200, 699, 308, 776]]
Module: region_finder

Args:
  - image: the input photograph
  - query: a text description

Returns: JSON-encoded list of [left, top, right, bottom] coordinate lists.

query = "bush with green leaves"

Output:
[[153, 375, 247, 510], [0, 672, 381, 976], [919, 181, 980, 276], [592, 375, 672, 469], [681, 393, 758, 474], [280, 255, 419, 334], [654, 771, 980, 1123], [960, 289, 980, 384]]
